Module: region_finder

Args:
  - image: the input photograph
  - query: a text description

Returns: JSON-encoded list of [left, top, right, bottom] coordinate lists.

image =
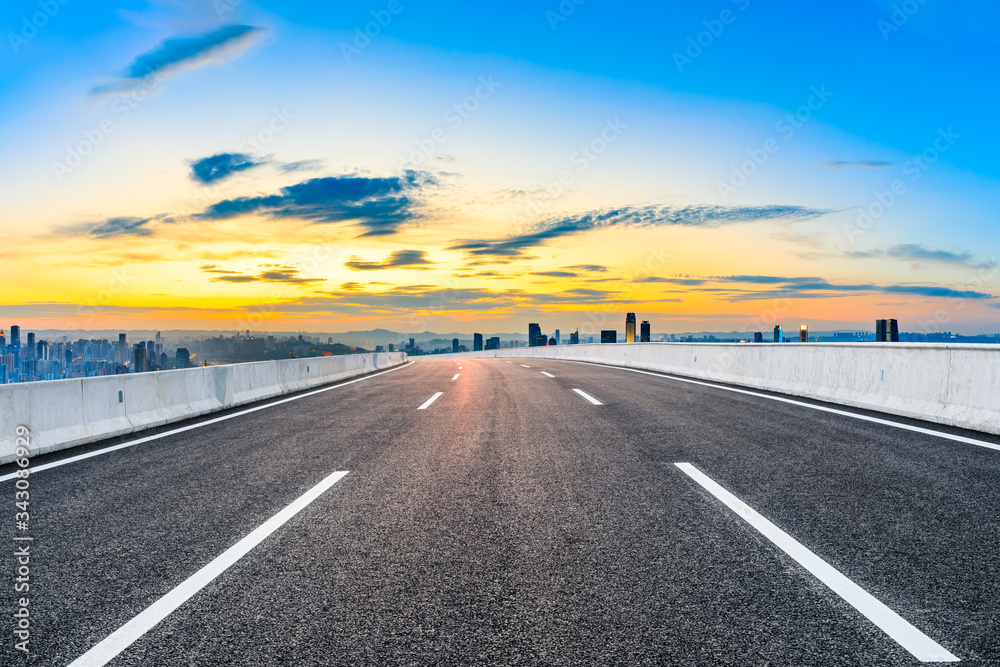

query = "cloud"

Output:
[[206, 266, 325, 285], [534, 271, 577, 278], [344, 250, 433, 271], [635, 277, 708, 285], [279, 159, 324, 174], [90, 24, 267, 96], [818, 160, 895, 169], [685, 275, 995, 301], [195, 172, 431, 236], [847, 244, 997, 270], [190, 153, 267, 184], [449, 204, 832, 257], [56, 217, 156, 239], [565, 264, 608, 273]]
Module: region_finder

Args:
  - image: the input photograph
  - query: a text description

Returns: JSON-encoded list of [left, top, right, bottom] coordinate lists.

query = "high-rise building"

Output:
[[175, 348, 190, 369], [156, 331, 161, 345], [388, 343, 395, 352], [133, 344, 147, 372], [473, 333, 484, 351], [876, 319, 899, 342], [625, 313, 636, 343], [0, 328, 6, 352], [27, 333, 35, 356], [774, 325, 783, 343], [601, 330, 617, 344], [10, 325, 21, 355], [486, 336, 500, 350], [569, 330, 580, 345], [554, 329, 561, 345], [528, 323, 542, 347], [640, 321, 651, 342], [754, 332, 763, 343], [408, 338, 415, 352], [799, 325, 808, 343], [452, 338, 459, 353]]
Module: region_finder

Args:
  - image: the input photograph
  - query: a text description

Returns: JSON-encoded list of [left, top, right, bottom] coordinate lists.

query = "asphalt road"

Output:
[[3, 357, 1000, 666]]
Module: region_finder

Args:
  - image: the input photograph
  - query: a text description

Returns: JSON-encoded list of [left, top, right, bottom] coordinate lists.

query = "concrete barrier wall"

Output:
[[437, 342, 1000, 436], [0, 351, 406, 463]]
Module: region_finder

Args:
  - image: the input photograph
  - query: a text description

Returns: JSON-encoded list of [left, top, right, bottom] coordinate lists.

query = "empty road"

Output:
[[4, 357, 999, 665]]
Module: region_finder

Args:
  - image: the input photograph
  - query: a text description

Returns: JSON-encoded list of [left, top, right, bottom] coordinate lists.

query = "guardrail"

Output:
[[436, 342, 1000, 436], [0, 352, 407, 463]]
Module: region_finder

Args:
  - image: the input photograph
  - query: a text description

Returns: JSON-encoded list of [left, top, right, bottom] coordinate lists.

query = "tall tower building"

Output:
[[889, 319, 899, 342], [473, 333, 484, 351], [625, 313, 637, 343], [452, 338, 459, 353], [601, 330, 617, 344], [799, 325, 808, 342], [774, 325, 783, 343], [0, 328, 6, 352], [640, 321, 651, 342], [10, 325, 21, 354], [528, 323, 542, 347], [133, 344, 147, 372], [876, 319, 887, 342]]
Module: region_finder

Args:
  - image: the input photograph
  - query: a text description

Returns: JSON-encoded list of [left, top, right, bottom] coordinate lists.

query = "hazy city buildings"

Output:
[[601, 330, 617, 344], [528, 323, 543, 347], [473, 333, 484, 351], [640, 321, 651, 342]]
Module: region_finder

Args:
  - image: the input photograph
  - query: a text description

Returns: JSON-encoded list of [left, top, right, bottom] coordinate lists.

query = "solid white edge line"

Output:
[[0, 362, 416, 483], [452, 374, 460, 380], [572, 388, 603, 405], [66, 470, 350, 667], [541, 371, 555, 378], [554, 359, 1000, 453], [520, 364, 531, 368], [418, 392, 443, 410], [674, 462, 959, 663]]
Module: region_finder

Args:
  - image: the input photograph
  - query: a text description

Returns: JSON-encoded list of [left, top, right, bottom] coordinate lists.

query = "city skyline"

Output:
[[3, 2, 1000, 334]]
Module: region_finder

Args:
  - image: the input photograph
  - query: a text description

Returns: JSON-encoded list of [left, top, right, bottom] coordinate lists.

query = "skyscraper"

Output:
[[452, 338, 459, 353], [175, 348, 190, 369], [27, 332, 35, 355], [889, 319, 899, 342], [799, 325, 808, 343], [569, 330, 580, 345], [601, 330, 617, 344], [133, 344, 147, 372], [473, 333, 484, 351], [754, 332, 763, 343], [876, 319, 887, 342], [640, 321, 651, 342], [528, 323, 542, 347], [10, 325, 20, 355], [0, 328, 6, 352], [625, 313, 636, 343], [774, 325, 783, 343], [554, 329, 561, 345], [486, 336, 500, 350]]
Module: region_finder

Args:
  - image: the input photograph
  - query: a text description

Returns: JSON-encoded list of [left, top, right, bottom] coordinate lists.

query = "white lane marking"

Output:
[[452, 374, 460, 380], [0, 362, 416, 483], [520, 364, 531, 368], [505, 361, 512, 364], [458, 366, 463, 369], [418, 392, 443, 410], [557, 359, 1000, 453], [674, 463, 959, 663], [541, 371, 555, 378], [67, 470, 350, 667], [572, 388, 603, 405]]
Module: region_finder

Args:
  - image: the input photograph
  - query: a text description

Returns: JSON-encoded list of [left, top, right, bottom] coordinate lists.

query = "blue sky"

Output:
[[1, 0, 998, 333]]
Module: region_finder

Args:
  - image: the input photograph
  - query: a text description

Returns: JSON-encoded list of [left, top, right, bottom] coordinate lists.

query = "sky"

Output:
[[2, 0, 999, 336]]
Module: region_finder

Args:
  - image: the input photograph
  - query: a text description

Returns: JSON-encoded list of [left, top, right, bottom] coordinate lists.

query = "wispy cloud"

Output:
[[208, 267, 326, 285], [450, 204, 832, 257], [818, 160, 894, 169], [279, 159, 324, 174], [345, 250, 433, 271], [190, 153, 268, 184], [847, 244, 997, 270], [56, 216, 156, 239], [195, 172, 432, 236], [90, 24, 267, 96], [675, 275, 995, 301]]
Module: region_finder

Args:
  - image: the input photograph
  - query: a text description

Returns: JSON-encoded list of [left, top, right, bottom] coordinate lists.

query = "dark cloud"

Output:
[[450, 204, 832, 257], [90, 24, 266, 96], [344, 250, 433, 271], [565, 264, 608, 272], [636, 277, 708, 285], [847, 244, 997, 270], [691, 275, 995, 301], [819, 160, 894, 169], [195, 172, 431, 236], [534, 271, 577, 278], [190, 153, 267, 184], [208, 267, 325, 285]]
